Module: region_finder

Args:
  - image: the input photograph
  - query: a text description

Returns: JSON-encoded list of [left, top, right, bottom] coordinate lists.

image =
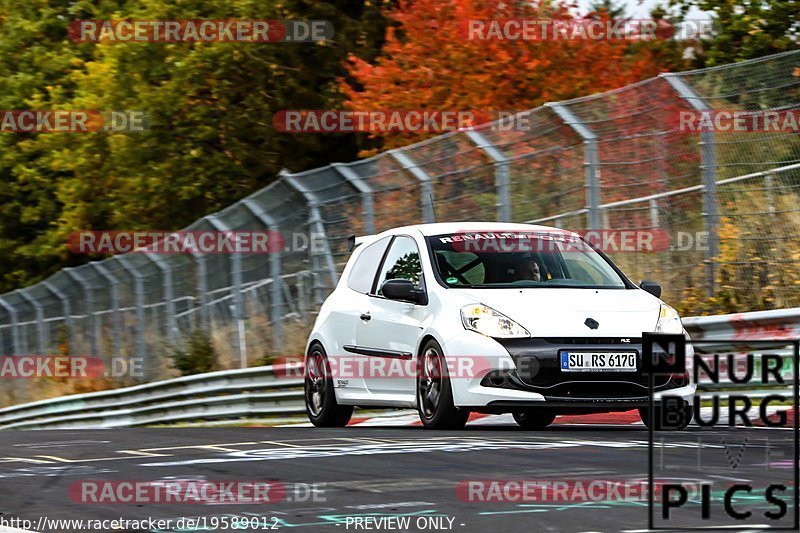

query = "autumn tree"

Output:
[[343, 0, 684, 152]]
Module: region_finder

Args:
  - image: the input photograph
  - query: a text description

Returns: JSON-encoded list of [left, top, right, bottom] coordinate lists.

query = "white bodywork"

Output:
[[306, 222, 696, 409]]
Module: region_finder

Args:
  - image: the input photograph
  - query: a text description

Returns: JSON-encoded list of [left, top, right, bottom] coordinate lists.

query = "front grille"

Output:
[[495, 337, 674, 395]]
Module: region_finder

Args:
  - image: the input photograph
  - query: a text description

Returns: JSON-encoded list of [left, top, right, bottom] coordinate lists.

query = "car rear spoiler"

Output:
[[347, 234, 378, 252]]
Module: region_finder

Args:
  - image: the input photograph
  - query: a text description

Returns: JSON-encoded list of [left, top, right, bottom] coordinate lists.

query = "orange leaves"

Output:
[[343, 0, 671, 149]]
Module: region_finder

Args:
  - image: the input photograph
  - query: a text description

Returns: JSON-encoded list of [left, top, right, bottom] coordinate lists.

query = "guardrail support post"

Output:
[[662, 73, 719, 296], [91, 263, 121, 359], [547, 103, 601, 230], [65, 268, 97, 357], [242, 199, 284, 350], [390, 149, 436, 223], [331, 163, 376, 234], [464, 129, 511, 222], [282, 171, 339, 305]]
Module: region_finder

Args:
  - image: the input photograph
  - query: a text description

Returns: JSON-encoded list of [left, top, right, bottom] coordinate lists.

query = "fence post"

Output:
[[146, 255, 178, 345], [389, 149, 436, 223], [547, 102, 601, 230], [242, 199, 283, 350], [193, 254, 209, 331], [649, 199, 660, 228], [765, 170, 775, 216], [43, 281, 72, 354], [331, 163, 376, 234], [64, 267, 97, 357], [205, 215, 247, 368], [91, 263, 121, 359], [662, 73, 719, 296], [0, 297, 20, 356], [116, 256, 148, 377], [17, 289, 46, 355], [297, 271, 309, 329], [464, 129, 511, 222], [282, 171, 339, 304]]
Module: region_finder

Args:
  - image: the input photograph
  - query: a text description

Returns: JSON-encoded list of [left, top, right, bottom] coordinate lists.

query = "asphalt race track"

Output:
[[0, 419, 796, 532]]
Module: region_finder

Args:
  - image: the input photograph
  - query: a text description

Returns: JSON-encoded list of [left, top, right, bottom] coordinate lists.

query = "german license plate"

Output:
[[560, 352, 637, 372]]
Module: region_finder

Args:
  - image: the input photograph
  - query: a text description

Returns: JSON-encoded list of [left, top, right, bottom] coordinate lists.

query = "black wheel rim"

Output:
[[305, 351, 326, 417], [419, 347, 443, 419]]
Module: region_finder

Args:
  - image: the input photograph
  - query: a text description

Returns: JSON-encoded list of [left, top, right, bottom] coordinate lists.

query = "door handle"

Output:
[[360, 313, 371, 321]]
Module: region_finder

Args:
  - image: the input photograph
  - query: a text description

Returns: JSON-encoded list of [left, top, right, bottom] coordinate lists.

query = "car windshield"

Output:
[[426, 231, 627, 289]]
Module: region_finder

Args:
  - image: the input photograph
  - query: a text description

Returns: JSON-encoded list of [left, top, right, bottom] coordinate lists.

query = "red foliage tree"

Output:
[[343, 0, 673, 150]]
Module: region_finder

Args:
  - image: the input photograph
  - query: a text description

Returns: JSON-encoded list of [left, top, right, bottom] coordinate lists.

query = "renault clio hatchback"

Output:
[[304, 223, 695, 430]]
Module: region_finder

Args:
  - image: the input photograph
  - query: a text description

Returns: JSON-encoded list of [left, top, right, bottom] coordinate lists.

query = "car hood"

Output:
[[449, 287, 661, 337]]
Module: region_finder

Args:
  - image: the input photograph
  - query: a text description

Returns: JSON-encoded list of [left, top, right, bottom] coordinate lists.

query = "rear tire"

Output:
[[513, 409, 556, 430], [416, 339, 469, 430], [638, 403, 692, 431], [305, 344, 353, 427]]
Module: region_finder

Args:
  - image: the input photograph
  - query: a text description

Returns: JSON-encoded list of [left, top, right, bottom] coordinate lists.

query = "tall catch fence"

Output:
[[0, 50, 799, 399]]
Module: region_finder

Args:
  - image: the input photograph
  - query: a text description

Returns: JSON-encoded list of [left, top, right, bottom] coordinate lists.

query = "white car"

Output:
[[304, 222, 695, 430]]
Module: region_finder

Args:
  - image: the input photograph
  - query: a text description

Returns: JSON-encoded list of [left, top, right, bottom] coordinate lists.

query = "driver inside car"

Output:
[[517, 256, 542, 281]]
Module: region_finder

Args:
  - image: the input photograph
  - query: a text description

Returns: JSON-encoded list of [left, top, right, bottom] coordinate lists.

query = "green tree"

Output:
[[0, 0, 388, 292], [170, 329, 216, 375], [668, 0, 800, 65]]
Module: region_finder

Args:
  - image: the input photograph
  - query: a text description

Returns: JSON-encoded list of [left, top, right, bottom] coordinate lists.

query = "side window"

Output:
[[346, 237, 391, 294], [374, 236, 423, 295]]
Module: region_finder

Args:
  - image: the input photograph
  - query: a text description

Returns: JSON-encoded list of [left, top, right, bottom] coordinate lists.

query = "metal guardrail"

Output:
[[0, 364, 304, 430], [0, 308, 796, 430], [683, 307, 800, 345]]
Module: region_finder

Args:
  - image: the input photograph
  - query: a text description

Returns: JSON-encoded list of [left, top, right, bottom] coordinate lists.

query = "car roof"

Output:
[[381, 222, 578, 238]]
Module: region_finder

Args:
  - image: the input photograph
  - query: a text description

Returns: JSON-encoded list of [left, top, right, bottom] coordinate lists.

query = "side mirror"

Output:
[[381, 279, 426, 304], [640, 280, 662, 298]]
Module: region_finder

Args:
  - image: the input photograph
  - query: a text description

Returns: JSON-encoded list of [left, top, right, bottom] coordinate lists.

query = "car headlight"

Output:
[[461, 304, 530, 338], [655, 304, 683, 334]]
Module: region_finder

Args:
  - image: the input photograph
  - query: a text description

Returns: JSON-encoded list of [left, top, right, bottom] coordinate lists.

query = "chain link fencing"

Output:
[[1, 50, 799, 403]]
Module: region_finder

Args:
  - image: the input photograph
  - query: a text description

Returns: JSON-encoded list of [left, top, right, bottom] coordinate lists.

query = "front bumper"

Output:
[[444, 332, 695, 410]]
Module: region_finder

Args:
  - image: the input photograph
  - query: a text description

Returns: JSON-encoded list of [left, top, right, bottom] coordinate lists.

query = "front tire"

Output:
[[305, 344, 353, 427], [513, 409, 556, 430], [416, 340, 469, 430]]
